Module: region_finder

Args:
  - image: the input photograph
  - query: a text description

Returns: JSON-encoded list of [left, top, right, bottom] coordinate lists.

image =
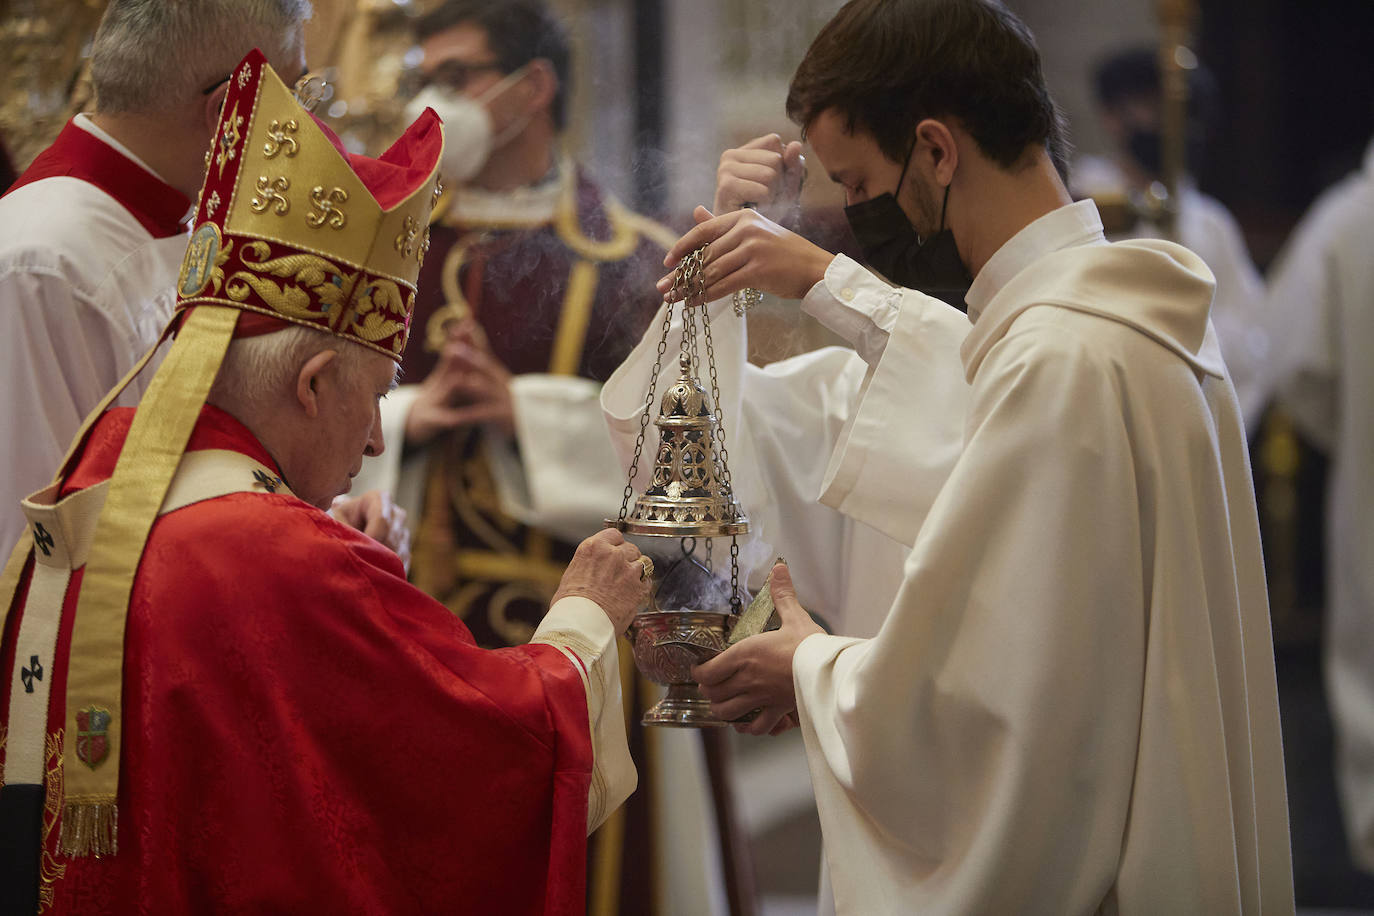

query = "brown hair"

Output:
[[786, 0, 1069, 175]]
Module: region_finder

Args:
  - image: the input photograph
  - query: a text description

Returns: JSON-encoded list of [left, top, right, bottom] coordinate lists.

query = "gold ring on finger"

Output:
[[637, 555, 655, 581]]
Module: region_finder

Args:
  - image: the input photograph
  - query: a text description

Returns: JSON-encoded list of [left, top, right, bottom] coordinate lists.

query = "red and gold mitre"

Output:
[[176, 48, 443, 359]]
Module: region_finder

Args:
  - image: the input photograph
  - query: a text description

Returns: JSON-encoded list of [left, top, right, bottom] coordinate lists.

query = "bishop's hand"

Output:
[[552, 528, 651, 637], [692, 562, 824, 736], [331, 489, 411, 572], [656, 206, 835, 305]]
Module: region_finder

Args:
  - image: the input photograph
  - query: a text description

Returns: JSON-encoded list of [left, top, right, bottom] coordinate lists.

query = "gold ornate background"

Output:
[[0, 0, 105, 170]]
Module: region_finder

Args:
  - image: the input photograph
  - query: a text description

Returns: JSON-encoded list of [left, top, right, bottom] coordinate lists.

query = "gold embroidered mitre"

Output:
[[0, 49, 443, 860], [178, 47, 443, 359]]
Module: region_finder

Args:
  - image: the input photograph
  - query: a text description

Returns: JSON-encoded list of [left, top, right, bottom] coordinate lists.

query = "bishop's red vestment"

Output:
[[0, 405, 613, 914]]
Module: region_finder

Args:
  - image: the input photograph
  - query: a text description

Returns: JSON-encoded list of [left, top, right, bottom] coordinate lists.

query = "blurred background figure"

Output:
[[363, 0, 672, 645], [1266, 131, 1374, 892], [1071, 45, 1272, 431]]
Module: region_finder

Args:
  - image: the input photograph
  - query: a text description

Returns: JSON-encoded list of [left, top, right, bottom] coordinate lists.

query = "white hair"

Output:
[[91, 0, 313, 114], [208, 323, 371, 416]]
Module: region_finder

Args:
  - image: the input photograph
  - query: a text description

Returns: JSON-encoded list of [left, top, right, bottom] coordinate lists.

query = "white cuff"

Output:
[[800, 254, 902, 365], [533, 594, 616, 651]]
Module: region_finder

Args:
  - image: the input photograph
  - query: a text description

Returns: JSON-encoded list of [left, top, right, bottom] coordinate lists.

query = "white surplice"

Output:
[[604, 200, 1293, 914], [801, 201, 1291, 914], [1267, 139, 1374, 873], [0, 116, 188, 557]]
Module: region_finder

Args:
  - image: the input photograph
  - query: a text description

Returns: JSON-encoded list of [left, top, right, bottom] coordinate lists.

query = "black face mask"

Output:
[[843, 142, 971, 311]]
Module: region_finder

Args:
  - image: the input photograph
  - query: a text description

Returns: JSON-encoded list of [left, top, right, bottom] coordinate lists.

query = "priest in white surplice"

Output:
[[603, 1, 1292, 912]]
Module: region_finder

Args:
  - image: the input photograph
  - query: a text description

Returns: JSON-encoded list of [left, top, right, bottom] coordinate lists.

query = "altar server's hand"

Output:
[[405, 320, 515, 446], [656, 206, 834, 304], [692, 563, 823, 735], [713, 133, 805, 220], [331, 489, 411, 572], [553, 528, 650, 637]]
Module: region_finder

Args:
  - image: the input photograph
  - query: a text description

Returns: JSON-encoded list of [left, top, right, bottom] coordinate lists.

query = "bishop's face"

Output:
[[288, 347, 396, 510]]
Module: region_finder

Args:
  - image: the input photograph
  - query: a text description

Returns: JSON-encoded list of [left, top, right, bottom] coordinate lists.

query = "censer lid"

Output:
[[610, 354, 749, 539]]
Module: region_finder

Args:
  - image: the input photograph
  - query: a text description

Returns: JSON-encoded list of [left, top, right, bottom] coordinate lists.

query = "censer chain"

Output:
[[619, 296, 675, 521], [683, 246, 743, 613], [627, 246, 743, 612]]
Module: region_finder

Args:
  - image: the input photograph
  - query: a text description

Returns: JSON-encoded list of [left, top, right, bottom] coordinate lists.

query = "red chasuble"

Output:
[[0, 406, 595, 914]]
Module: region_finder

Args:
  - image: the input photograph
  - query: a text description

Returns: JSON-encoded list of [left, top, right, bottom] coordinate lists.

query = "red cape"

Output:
[[0, 406, 594, 914]]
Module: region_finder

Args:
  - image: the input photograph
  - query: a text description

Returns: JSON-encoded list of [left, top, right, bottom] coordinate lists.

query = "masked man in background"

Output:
[[0, 51, 644, 913], [351, 1, 728, 912], [1267, 133, 1374, 880]]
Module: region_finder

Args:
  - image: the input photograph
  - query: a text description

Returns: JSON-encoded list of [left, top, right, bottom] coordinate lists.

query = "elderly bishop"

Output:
[[0, 50, 645, 914]]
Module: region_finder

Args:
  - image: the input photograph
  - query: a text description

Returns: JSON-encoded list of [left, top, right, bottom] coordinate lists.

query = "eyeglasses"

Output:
[[401, 59, 505, 97], [200, 66, 313, 98]]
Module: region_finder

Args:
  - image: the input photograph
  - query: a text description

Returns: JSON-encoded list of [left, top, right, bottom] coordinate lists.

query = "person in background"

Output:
[[1072, 46, 1273, 431], [1267, 132, 1374, 883], [0, 0, 409, 564]]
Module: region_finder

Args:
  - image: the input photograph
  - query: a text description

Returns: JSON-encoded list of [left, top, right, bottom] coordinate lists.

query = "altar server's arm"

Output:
[[801, 254, 970, 547]]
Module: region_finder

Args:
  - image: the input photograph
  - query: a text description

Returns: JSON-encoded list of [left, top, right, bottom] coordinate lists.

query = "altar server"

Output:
[[606, 0, 1292, 911]]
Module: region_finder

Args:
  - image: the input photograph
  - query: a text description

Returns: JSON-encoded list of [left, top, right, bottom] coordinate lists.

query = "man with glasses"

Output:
[[0, 0, 309, 558], [365, 0, 676, 609]]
